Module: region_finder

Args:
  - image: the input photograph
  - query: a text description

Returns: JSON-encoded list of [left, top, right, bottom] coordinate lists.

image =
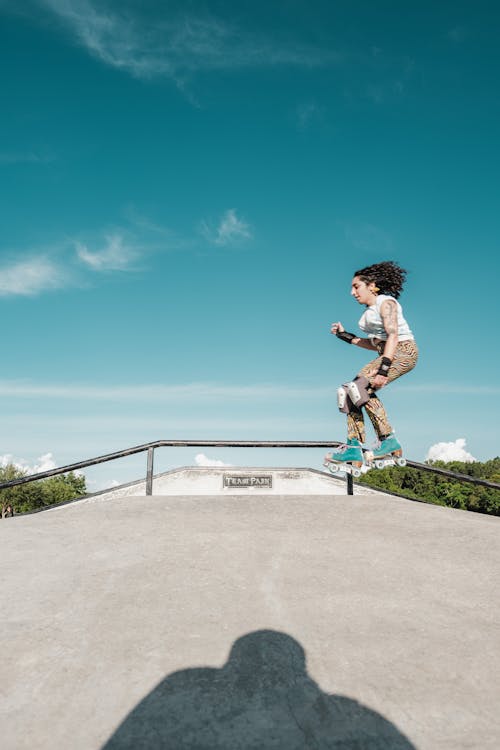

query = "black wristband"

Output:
[[377, 356, 392, 376], [336, 330, 356, 344]]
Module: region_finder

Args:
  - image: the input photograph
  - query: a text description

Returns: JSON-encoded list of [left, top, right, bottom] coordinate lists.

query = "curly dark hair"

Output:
[[353, 260, 408, 299]]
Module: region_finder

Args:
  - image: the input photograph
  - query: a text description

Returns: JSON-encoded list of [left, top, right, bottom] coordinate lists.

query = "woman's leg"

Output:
[[347, 406, 366, 444], [364, 395, 392, 439], [359, 341, 419, 439]]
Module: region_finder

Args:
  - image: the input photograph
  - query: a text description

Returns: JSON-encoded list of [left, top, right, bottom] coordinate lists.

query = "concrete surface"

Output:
[[1, 493, 499, 749], [83, 466, 388, 500]]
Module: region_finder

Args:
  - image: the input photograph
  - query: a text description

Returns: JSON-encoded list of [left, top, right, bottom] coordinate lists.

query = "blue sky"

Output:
[[1, 0, 499, 488]]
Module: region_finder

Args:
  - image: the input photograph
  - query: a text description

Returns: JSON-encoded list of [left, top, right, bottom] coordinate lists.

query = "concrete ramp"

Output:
[[1, 493, 499, 749]]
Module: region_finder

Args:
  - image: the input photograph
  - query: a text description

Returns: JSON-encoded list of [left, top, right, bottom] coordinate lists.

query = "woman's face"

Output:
[[351, 276, 377, 305]]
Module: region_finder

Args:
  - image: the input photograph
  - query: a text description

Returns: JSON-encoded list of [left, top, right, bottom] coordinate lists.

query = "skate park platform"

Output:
[[1, 489, 499, 749], [82, 465, 385, 500]]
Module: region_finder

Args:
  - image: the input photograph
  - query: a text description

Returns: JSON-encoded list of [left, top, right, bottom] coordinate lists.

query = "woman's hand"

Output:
[[371, 373, 389, 389], [331, 322, 344, 335], [365, 363, 389, 389]]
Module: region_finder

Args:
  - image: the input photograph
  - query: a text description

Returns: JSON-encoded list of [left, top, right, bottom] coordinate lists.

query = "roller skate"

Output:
[[364, 433, 407, 470], [324, 438, 364, 478]]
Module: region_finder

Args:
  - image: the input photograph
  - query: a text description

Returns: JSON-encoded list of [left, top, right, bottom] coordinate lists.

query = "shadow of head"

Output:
[[222, 629, 307, 691], [102, 629, 416, 749]]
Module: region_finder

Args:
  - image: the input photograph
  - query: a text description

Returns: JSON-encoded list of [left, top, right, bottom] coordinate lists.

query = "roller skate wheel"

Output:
[[352, 467, 361, 478], [396, 457, 406, 467], [328, 463, 340, 474], [375, 459, 385, 469]]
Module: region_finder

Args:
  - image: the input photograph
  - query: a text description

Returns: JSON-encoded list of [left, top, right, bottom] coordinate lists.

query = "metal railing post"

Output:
[[346, 473, 354, 495], [146, 447, 154, 496]]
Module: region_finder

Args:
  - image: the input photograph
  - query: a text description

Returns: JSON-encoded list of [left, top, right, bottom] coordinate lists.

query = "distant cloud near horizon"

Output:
[[195, 453, 232, 467], [0, 451, 57, 475], [426, 438, 476, 463], [0, 379, 330, 401]]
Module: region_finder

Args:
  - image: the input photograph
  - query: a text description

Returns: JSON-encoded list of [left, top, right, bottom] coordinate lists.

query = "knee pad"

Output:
[[336, 386, 352, 413], [344, 376, 372, 407]]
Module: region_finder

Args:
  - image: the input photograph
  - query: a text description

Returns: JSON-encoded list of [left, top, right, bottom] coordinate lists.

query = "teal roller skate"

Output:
[[365, 433, 407, 470], [324, 438, 364, 478]]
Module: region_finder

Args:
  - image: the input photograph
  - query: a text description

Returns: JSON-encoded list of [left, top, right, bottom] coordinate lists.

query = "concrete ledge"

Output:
[[79, 466, 388, 504]]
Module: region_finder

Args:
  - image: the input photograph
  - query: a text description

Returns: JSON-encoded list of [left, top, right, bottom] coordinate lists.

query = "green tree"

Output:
[[0, 464, 86, 516], [357, 458, 500, 516]]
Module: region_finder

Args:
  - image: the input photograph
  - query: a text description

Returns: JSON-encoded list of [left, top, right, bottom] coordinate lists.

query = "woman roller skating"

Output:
[[325, 261, 418, 476]]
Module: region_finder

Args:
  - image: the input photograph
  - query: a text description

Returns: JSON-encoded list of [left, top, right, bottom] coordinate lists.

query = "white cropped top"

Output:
[[358, 294, 414, 341]]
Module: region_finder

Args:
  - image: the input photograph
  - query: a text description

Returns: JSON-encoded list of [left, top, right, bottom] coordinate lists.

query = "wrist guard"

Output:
[[336, 330, 356, 344], [377, 356, 392, 376]]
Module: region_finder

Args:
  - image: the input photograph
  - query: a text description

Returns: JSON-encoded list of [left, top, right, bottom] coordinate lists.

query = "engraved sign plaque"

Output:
[[223, 474, 273, 489]]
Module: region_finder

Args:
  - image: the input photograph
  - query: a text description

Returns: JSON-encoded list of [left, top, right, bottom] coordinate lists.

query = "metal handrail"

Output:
[[0, 439, 499, 497], [0, 440, 342, 492]]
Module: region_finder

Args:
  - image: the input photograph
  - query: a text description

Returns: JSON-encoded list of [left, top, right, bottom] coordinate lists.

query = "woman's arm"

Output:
[[330, 322, 378, 350], [370, 299, 399, 387], [379, 299, 399, 360], [353, 336, 378, 350]]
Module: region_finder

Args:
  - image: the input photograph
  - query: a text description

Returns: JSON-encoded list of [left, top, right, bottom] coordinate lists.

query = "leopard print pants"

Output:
[[347, 339, 419, 443]]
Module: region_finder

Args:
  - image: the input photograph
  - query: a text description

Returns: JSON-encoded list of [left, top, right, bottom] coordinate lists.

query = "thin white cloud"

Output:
[[38, 0, 335, 83], [447, 26, 467, 43], [2, 413, 332, 436], [0, 151, 54, 164], [366, 84, 384, 104], [76, 233, 138, 271], [296, 101, 323, 130], [399, 384, 500, 395], [124, 207, 175, 238], [123, 207, 194, 252], [0, 256, 69, 296], [425, 438, 476, 463], [344, 222, 393, 254], [2, 379, 499, 401], [0, 380, 330, 401], [0, 233, 140, 298], [202, 209, 252, 246], [195, 453, 232, 468]]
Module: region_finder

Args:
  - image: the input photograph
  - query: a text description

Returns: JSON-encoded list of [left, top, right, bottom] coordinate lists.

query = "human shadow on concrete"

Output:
[[102, 629, 416, 749]]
